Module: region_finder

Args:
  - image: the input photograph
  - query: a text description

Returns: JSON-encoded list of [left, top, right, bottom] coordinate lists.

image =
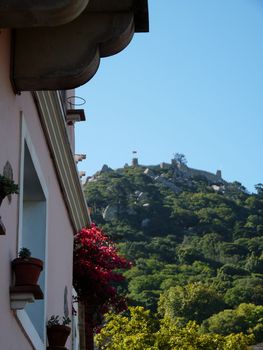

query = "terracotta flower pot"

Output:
[[12, 257, 43, 286], [47, 325, 71, 347]]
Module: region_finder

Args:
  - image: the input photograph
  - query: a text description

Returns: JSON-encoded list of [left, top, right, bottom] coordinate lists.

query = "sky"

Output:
[[76, 0, 263, 192]]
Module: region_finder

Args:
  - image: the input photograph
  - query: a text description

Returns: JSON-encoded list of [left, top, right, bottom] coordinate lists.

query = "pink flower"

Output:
[[73, 223, 131, 325]]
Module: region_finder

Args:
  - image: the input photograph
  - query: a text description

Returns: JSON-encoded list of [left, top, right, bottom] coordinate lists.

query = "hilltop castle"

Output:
[[131, 157, 225, 184]]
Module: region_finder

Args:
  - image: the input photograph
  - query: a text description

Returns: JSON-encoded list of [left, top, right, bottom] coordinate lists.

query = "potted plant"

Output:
[[47, 315, 71, 347], [0, 174, 19, 206], [12, 248, 43, 286]]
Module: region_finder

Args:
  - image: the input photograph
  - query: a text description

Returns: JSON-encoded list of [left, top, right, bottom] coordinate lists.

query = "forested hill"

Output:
[[83, 160, 263, 341]]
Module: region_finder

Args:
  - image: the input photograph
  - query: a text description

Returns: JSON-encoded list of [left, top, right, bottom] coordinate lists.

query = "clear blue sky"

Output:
[[76, 0, 263, 192]]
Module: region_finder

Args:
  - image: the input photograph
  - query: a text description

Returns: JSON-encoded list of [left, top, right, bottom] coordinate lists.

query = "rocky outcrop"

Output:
[[100, 164, 114, 174], [141, 218, 150, 227], [154, 175, 181, 194], [102, 204, 118, 221]]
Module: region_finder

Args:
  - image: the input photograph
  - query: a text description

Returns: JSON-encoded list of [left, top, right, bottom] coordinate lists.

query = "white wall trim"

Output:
[[16, 310, 45, 350], [33, 91, 91, 232], [18, 114, 48, 249], [17, 114, 48, 349]]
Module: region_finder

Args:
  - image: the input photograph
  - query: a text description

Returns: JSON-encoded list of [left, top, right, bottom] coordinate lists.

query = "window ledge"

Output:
[[10, 285, 44, 310]]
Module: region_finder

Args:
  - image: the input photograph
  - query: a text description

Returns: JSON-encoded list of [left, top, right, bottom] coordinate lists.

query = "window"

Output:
[[17, 117, 48, 349]]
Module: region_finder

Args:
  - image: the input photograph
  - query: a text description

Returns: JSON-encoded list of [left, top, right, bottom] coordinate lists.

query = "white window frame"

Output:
[[16, 114, 49, 350]]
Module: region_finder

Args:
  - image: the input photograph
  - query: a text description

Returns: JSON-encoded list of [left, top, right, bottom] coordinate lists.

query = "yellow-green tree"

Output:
[[95, 307, 157, 350], [156, 317, 253, 350], [95, 307, 253, 350]]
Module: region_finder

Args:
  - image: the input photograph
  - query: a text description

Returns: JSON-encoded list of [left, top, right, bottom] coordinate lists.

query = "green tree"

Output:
[[202, 303, 263, 342], [173, 153, 187, 165], [84, 164, 263, 334], [224, 278, 263, 307], [158, 282, 225, 324], [255, 183, 263, 196]]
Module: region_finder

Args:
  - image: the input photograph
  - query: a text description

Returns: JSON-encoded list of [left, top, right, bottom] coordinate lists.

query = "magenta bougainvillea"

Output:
[[73, 223, 131, 324]]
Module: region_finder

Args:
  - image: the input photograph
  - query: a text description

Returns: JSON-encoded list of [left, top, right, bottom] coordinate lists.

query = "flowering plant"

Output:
[[0, 174, 19, 205], [73, 223, 131, 325], [47, 315, 71, 327]]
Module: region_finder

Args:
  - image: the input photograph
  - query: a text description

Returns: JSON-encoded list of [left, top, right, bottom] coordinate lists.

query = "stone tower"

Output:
[[132, 158, 139, 167], [216, 170, 222, 179]]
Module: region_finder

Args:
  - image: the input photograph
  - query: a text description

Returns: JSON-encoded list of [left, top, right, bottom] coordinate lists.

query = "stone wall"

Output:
[[176, 163, 225, 183]]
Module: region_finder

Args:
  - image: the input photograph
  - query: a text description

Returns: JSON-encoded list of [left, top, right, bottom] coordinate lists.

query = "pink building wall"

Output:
[[0, 29, 75, 349]]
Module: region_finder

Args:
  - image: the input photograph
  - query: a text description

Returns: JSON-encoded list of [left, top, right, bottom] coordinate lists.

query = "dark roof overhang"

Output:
[[10, 0, 149, 92], [0, 0, 90, 28]]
